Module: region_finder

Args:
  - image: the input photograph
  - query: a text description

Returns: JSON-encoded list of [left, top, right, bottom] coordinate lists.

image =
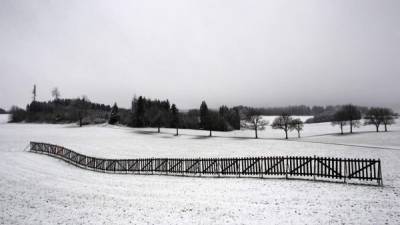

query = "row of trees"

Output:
[[240, 110, 304, 139], [331, 104, 398, 134], [124, 96, 241, 135], [9, 86, 112, 126], [107, 97, 304, 139], [8, 85, 398, 139], [10, 97, 110, 126]]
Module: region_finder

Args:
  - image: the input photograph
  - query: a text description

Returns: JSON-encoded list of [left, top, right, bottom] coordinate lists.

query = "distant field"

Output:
[[1, 114, 400, 224]]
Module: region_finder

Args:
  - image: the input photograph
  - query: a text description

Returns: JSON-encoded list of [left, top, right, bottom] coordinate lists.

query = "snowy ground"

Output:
[[1, 114, 400, 224]]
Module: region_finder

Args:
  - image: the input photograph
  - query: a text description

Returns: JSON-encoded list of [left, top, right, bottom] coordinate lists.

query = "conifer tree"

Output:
[[108, 103, 120, 124], [171, 104, 179, 135], [200, 101, 209, 129]]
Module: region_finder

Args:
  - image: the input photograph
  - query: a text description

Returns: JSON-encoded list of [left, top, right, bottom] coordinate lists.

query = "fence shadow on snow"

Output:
[[29, 142, 383, 186]]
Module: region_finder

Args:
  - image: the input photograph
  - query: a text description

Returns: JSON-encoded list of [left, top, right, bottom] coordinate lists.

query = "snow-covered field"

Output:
[[1, 114, 400, 224]]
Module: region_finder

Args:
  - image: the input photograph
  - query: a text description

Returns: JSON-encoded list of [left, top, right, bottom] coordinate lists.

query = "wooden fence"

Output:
[[29, 142, 383, 185]]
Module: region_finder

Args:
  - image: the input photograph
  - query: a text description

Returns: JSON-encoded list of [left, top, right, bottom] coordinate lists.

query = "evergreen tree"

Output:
[[200, 101, 209, 129], [108, 103, 120, 125], [134, 96, 145, 127], [171, 104, 179, 135]]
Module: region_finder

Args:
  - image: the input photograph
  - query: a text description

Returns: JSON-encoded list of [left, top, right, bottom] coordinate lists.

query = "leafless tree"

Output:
[[381, 108, 398, 132], [51, 87, 60, 100], [271, 113, 294, 139], [364, 107, 383, 132], [241, 110, 268, 139], [331, 110, 347, 135], [32, 84, 37, 102], [333, 104, 361, 134], [290, 118, 304, 138]]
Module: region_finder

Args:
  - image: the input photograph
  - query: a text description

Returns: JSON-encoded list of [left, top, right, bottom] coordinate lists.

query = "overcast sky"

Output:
[[0, 0, 399, 110]]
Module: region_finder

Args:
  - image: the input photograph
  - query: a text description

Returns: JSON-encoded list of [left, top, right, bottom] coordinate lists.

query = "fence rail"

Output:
[[29, 142, 383, 185]]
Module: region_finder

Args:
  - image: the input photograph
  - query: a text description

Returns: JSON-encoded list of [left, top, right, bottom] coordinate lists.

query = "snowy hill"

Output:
[[1, 120, 400, 224]]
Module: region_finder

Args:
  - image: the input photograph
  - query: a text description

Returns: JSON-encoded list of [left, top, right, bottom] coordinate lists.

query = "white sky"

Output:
[[0, 0, 399, 110]]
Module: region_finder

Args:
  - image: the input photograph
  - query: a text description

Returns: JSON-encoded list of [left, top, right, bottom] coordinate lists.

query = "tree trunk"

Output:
[[255, 127, 258, 139], [176, 128, 178, 136], [340, 123, 343, 135], [158, 127, 160, 133], [376, 125, 379, 132], [384, 123, 388, 132], [79, 117, 82, 127], [350, 120, 353, 133], [285, 130, 288, 139], [297, 130, 300, 138], [209, 130, 212, 137]]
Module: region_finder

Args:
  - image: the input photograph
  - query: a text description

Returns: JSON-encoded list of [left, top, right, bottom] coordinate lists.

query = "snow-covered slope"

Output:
[[1, 120, 400, 224], [261, 115, 313, 123]]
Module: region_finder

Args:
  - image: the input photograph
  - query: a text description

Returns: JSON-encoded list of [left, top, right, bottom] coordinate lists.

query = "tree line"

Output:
[[9, 86, 111, 126], [7, 85, 398, 139], [332, 104, 398, 134], [127, 96, 241, 135]]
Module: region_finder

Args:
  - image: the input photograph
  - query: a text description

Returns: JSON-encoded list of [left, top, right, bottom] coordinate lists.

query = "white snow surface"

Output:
[[1, 114, 400, 224]]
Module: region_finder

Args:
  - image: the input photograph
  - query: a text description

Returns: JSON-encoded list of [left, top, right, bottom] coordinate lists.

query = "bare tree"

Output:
[[343, 104, 361, 133], [271, 113, 294, 139], [381, 108, 398, 132], [32, 84, 37, 102], [290, 118, 304, 138], [364, 107, 383, 132], [334, 104, 361, 134], [241, 110, 268, 139], [331, 110, 347, 135], [51, 87, 60, 100]]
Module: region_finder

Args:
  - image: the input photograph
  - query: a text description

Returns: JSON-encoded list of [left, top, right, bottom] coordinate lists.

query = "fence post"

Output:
[[313, 155, 316, 181], [260, 157, 264, 179], [152, 158, 154, 175], [344, 159, 347, 184], [378, 159, 383, 186], [285, 156, 289, 179], [217, 158, 221, 178], [166, 158, 169, 175], [199, 158, 202, 177], [182, 159, 185, 177]]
